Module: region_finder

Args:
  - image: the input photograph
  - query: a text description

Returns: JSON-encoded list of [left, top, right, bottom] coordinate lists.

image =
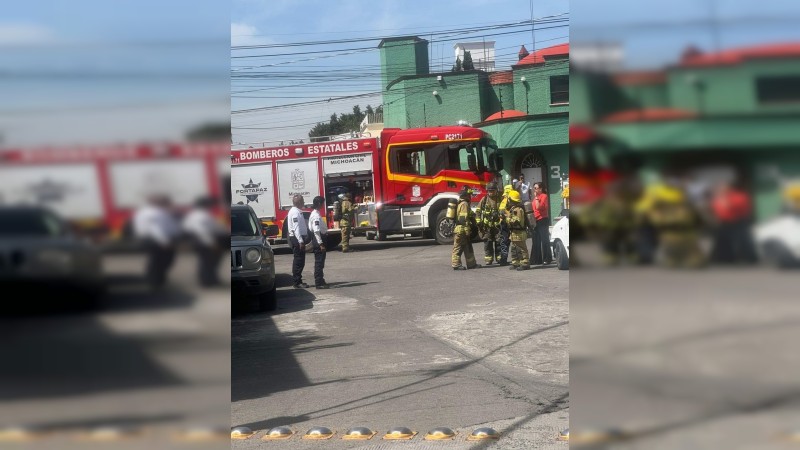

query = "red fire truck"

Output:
[[0, 142, 232, 241], [230, 125, 502, 246]]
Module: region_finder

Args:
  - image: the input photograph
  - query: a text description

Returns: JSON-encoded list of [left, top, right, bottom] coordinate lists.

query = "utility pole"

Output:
[[529, 0, 536, 52]]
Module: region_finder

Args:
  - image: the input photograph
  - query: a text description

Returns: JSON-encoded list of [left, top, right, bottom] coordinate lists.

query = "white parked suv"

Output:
[[550, 212, 569, 270]]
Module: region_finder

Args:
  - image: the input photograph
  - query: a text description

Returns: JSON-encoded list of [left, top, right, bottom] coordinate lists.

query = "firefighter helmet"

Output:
[[486, 182, 498, 192], [507, 190, 521, 203], [458, 185, 473, 199]]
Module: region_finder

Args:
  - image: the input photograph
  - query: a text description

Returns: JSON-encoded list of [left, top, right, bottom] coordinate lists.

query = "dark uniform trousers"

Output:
[[142, 238, 176, 288], [531, 217, 552, 265], [312, 235, 327, 285], [289, 236, 307, 285]]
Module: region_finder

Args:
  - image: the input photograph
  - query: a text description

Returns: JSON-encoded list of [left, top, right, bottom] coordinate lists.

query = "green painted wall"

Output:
[[488, 83, 515, 113], [386, 72, 487, 129], [379, 37, 429, 90], [598, 116, 800, 150], [513, 57, 570, 116], [619, 83, 669, 109], [478, 118, 569, 218], [669, 59, 800, 115]]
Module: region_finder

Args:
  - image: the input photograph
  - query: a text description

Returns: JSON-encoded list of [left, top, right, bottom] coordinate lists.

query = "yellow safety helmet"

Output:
[[651, 184, 684, 204], [507, 190, 521, 203]]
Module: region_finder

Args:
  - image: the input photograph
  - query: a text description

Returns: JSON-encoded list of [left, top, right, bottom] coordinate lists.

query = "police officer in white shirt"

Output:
[[287, 194, 309, 288], [309, 195, 329, 289], [132, 194, 181, 289], [182, 196, 228, 287]]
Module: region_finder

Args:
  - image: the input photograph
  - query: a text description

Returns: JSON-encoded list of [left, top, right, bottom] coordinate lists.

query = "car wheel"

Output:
[[434, 209, 454, 245], [259, 285, 277, 312], [555, 240, 569, 270]]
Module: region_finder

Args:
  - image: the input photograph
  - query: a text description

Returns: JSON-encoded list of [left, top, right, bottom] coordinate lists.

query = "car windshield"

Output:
[[231, 209, 259, 236], [0, 209, 64, 237]]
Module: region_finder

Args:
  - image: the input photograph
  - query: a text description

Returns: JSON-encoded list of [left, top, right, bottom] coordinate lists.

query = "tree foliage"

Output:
[[308, 104, 382, 141], [451, 57, 462, 72], [462, 51, 475, 70], [186, 122, 231, 142]]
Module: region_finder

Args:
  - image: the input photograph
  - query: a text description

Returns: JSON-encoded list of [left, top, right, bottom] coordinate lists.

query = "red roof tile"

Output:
[[602, 108, 697, 123], [484, 110, 526, 121], [680, 42, 800, 67], [489, 71, 513, 85], [613, 71, 667, 86], [514, 43, 569, 67]]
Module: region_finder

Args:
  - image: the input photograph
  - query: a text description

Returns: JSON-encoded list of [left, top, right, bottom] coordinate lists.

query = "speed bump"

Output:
[[230, 426, 255, 439], [302, 426, 335, 440], [424, 427, 457, 440], [778, 430, 800, 442], [382, 426, 417, 440], [570, 428, 629, 444], [342, 426, 376, 440], [556, 428, 569, 441], [262, 426, 294, 440], [173, 426, 227, 441], [76, 426, 143, 441], [0, 426, 44, 442], [467, 427, 500, 441]]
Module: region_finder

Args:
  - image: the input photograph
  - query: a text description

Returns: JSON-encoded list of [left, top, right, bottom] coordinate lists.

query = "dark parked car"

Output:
[[230, 204, 277, 311], [0, 205, 105, 307]]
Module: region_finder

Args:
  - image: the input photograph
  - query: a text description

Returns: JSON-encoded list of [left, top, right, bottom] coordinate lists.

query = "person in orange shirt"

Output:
[[530, 182, 553, 265]]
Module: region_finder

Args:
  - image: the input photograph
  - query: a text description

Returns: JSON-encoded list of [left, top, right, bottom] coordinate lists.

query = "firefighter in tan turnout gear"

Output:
[[506, 190, 530, 271], [451, 186, 481, 270], [339, 192, 354, 253], [476, 182, 502, 265]]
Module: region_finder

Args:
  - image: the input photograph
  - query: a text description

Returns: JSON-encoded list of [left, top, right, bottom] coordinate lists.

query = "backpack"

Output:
[[333, 201, 342, 221]]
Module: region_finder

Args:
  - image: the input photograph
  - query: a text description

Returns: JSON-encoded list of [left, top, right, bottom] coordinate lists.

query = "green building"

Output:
[[571, 43, 800, 221], [378, 37, 570, 219]]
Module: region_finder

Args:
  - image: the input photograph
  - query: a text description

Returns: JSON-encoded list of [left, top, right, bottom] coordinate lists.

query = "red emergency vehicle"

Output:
[[230, 125, 502, 246], [0, 142, 232, 241]]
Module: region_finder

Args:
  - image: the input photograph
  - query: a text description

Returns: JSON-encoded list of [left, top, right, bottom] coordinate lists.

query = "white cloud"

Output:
[[231, 22, 274, 47], [0, 23, 54, 46]]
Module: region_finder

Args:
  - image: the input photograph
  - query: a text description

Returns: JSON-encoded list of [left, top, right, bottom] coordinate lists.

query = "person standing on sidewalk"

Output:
[[530, 182, 553, 265], [309, 195, 330, 289], [287, 194, 309, 288]]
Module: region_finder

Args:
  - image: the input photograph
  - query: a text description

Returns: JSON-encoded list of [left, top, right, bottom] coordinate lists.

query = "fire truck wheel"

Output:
[[434, 209, 454, 245], [325, 234, 342, 249], [259, 285, 277, 312]]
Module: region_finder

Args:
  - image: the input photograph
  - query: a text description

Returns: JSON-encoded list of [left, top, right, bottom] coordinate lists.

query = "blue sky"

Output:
[[0, 0, 229, 146], [231, 0, 570, 147], [571, 0, 800, 69]]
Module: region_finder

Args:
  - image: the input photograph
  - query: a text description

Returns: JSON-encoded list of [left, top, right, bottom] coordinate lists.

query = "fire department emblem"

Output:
[[26, 178, 81, 203], [291, 169, 305, 190], [241, 178, 263, 204]]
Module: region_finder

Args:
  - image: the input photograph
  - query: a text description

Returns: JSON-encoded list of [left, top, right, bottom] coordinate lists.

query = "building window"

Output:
[[549, 75, 569, 105], [756, 76, 800, 104], [393, 148, 428, 175]]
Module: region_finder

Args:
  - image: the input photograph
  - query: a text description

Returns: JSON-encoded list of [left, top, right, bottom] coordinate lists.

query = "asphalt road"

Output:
[[570, 245, 800, 449], [0, 251, 231, 449], [232, 235, 569, 449]]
